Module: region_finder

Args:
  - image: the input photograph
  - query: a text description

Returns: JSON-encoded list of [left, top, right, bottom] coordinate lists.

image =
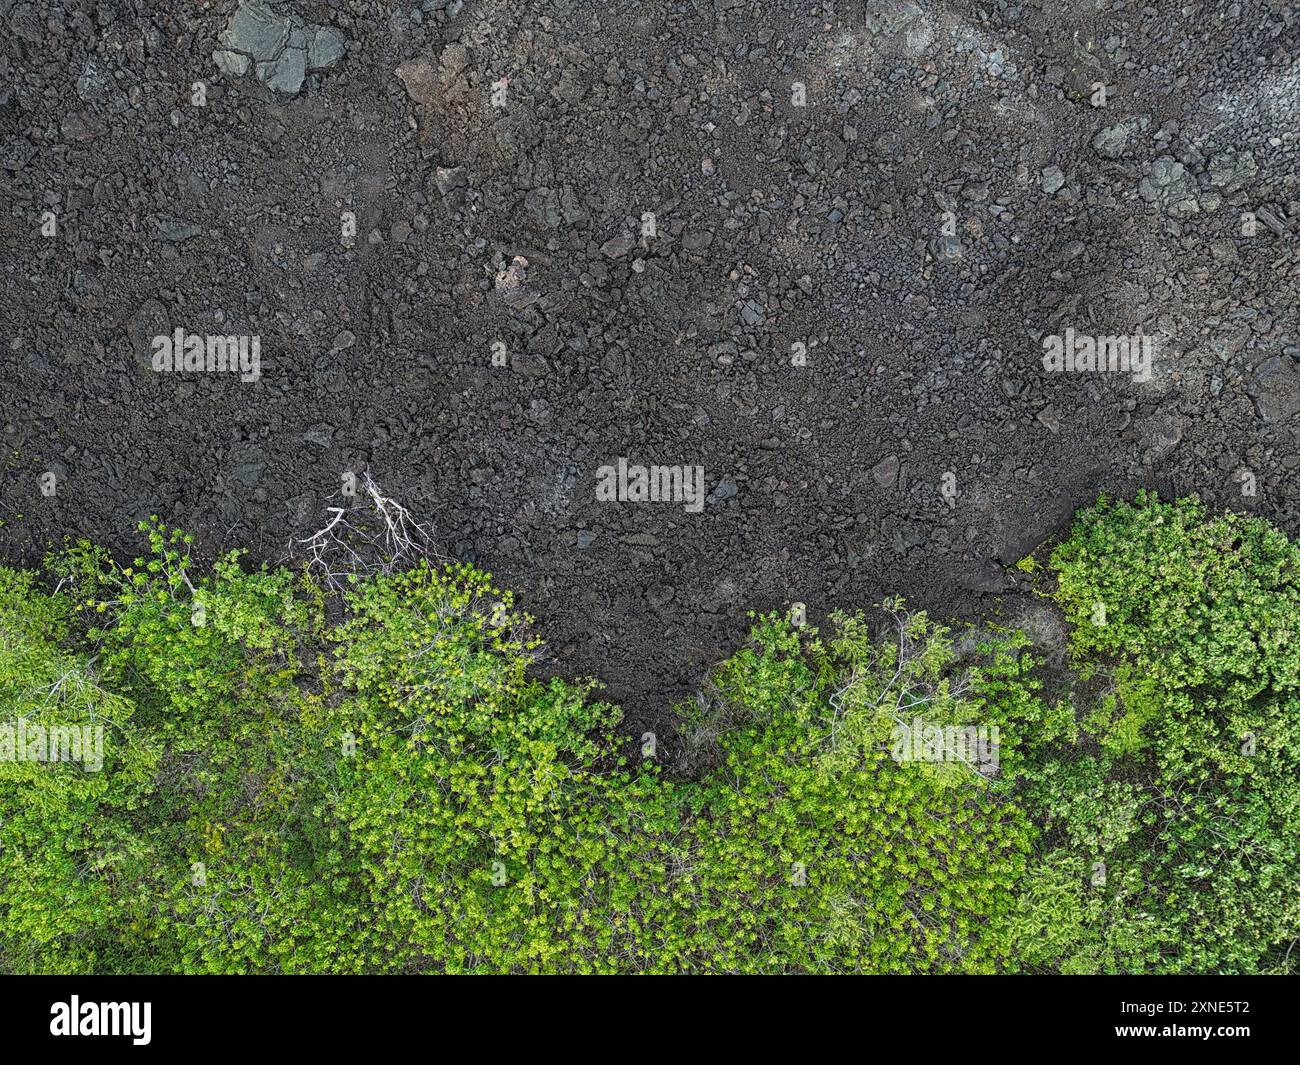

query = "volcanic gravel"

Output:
[[3, 0, 1300, 736]]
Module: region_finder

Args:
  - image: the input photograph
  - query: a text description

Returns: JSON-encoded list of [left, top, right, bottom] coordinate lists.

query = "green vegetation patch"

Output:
[[1, 494, 1296, 974]]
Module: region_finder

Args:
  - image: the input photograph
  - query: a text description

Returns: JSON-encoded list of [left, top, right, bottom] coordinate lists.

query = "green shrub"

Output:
[[1015, 492, 1300, 973], [670, 606, 1039, 973], [309, 564, 684, 973], [1, 494, 1296, 974], [0, 567, 157, 973]]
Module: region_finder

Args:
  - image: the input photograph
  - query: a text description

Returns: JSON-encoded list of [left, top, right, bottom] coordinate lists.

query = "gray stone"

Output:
[[1092, 121, 1135, 159], [1139, 157, 1199, 218], [76, 61, 109, 102], [434, 166, 466, 195], [1256, 205, 1287, 235], [157, 217, 201, 242], [600, 230, 635, 258], [215, 1, 346, 94], [934, 233, 962, 260], [258, 47, 306, 95], [302, 424, 334, 449], [308, 27, 346, 70], [707, 479, 738, 503], [993, 495, 1075, 565], [1207, 151, 1257, 194], [396, 57, 440, 106], [213, 49, 251, 76], [218, 1, 290, 62]]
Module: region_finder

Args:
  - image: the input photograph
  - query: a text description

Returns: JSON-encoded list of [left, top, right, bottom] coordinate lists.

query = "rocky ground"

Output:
[[3, 0, 1299, 736]]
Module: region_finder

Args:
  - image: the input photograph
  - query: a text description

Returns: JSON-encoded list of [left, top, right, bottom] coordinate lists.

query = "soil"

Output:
[[3, 0, 1299, 738]]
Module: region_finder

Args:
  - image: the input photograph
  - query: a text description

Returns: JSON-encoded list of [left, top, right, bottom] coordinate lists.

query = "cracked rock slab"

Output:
[[213, 1, 346, 95], [218, 1, 290, 61], [1139, 156, 1200, 218], [258, 47, 306, 95]]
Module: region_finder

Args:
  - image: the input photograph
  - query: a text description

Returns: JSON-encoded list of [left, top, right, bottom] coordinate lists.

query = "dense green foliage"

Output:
[[1014, 492, 1300, 973], [1, 494, 1296, 973]]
